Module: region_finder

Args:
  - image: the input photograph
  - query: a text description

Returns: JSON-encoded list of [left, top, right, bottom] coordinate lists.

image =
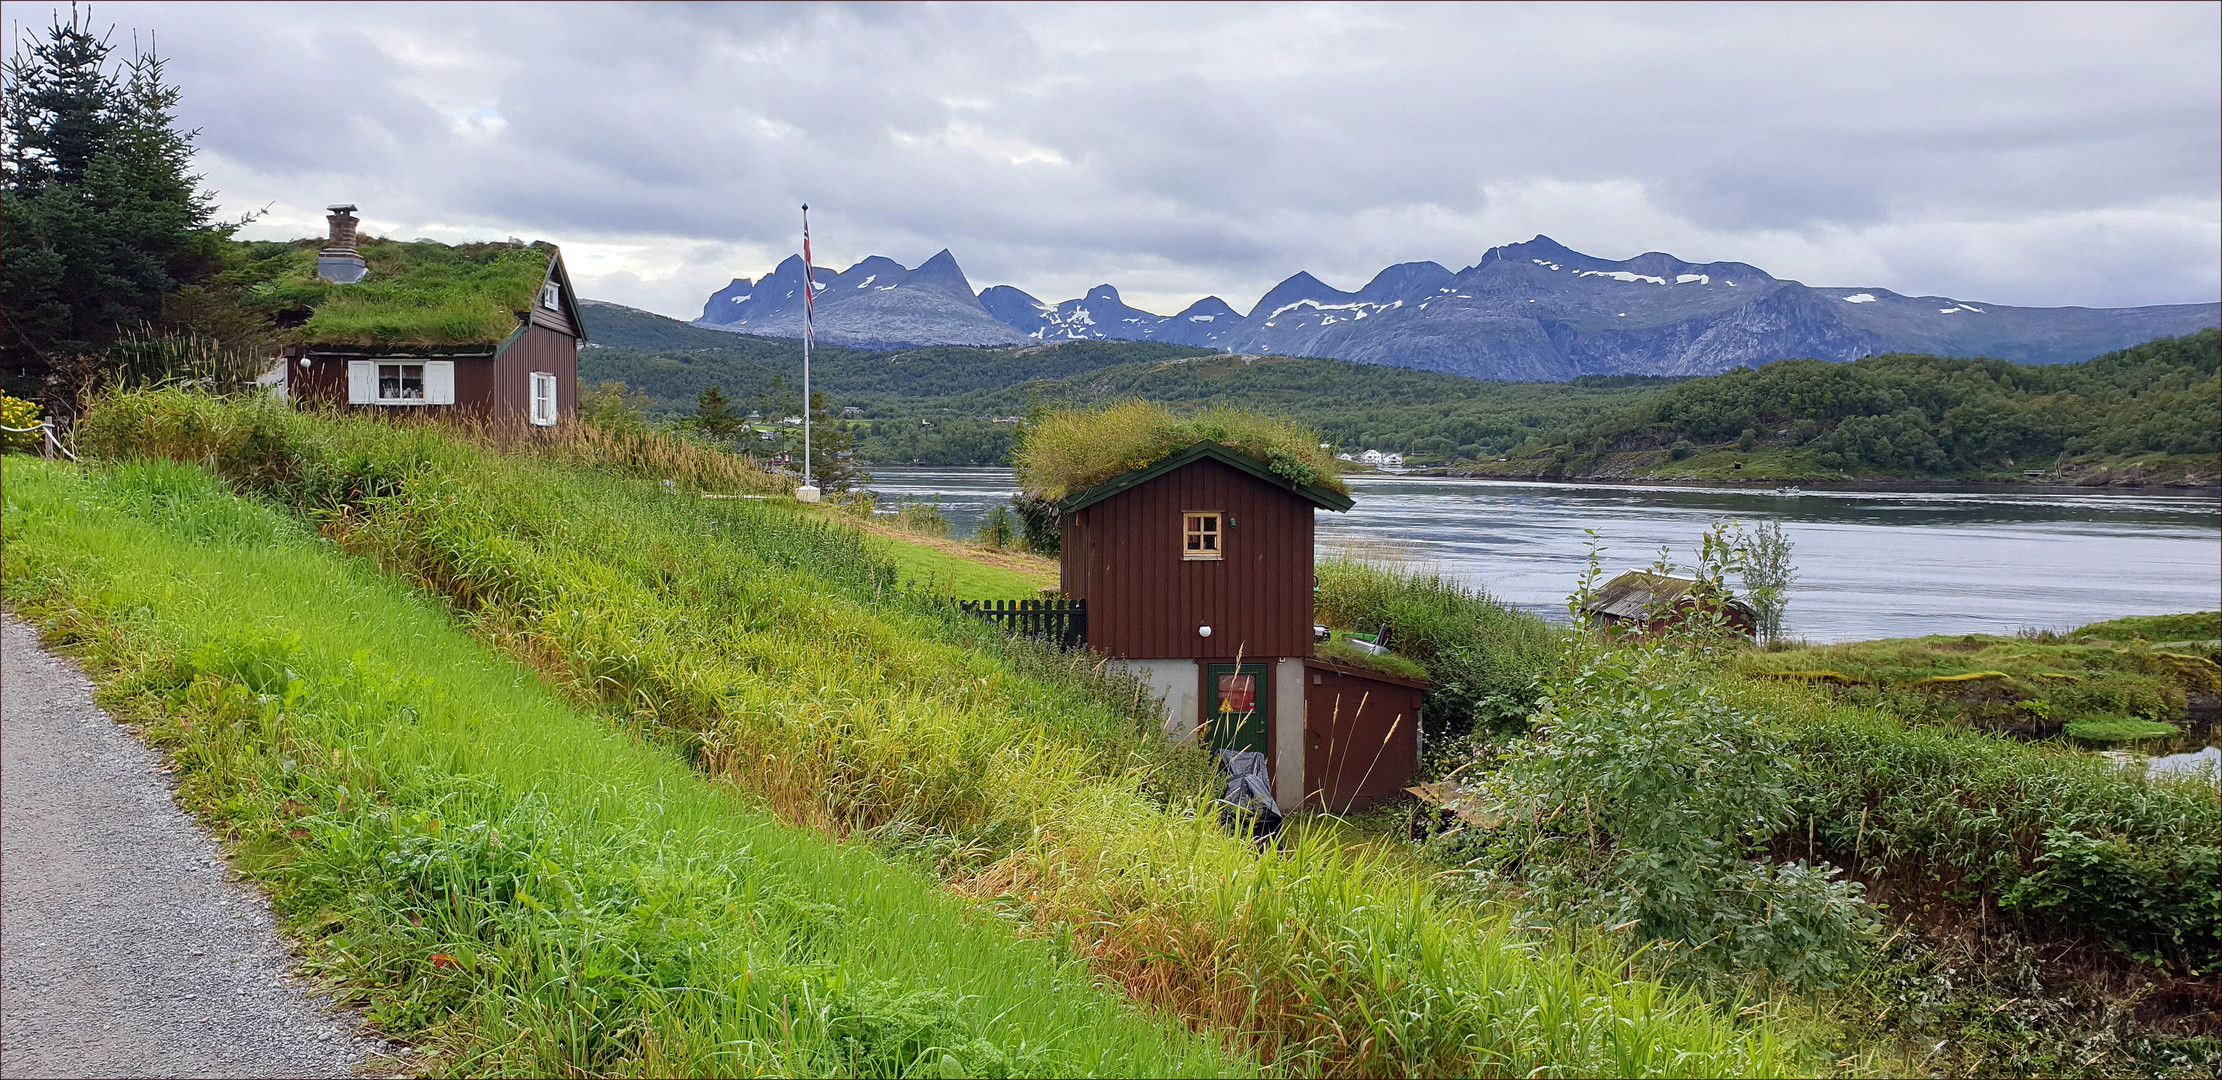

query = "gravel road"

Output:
[[2, 616, 387, 1078]]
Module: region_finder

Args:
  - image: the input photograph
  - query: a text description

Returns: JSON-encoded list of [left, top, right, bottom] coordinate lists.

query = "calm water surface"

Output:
[[869, 467, 2222, 643]]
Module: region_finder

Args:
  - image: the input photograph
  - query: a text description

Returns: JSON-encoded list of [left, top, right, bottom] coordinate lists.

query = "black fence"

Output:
[[959, 598, 1087, 649]]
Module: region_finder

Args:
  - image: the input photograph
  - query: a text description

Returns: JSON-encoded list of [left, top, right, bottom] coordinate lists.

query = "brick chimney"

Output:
[[316, 203, 367, 283]]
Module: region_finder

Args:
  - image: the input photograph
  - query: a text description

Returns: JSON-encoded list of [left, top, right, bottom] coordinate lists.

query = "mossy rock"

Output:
[[1747, 669, 1864, 686], [1908, 671, 2011, 687], [2061, 717, 2181, 745]]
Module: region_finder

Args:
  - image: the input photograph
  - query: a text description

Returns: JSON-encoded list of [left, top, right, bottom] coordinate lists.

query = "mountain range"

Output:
[[693, 236, 2220, 380]]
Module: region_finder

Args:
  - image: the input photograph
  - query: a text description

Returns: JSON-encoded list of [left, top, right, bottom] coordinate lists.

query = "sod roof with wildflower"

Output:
[[1015, 400, 1349, 505]]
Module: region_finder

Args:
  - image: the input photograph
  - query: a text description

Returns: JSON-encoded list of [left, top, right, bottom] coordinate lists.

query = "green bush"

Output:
[[1456, 645, 1879, 989]]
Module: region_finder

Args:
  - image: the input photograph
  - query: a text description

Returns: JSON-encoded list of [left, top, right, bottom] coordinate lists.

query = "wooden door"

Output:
[[1203, 663, 1271, 757]]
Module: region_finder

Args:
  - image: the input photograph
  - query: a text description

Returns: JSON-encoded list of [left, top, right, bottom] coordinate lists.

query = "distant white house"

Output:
[[1381, 452, 1405, 467], [1358, 449, 1385, 465], [1336, 452, 1356, 462]]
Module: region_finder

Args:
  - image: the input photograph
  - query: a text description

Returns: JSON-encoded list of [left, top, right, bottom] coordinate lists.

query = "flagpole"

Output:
[[797, 203, 820, 502]]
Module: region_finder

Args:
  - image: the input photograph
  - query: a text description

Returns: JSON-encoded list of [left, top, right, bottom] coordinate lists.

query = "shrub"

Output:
[[1010, 493, 1060, 555], [1668, 438, 1697, 461], [1014, 399, 1343, 503], [1, 392, 43, 453], [1456, 644, 1879, 989]]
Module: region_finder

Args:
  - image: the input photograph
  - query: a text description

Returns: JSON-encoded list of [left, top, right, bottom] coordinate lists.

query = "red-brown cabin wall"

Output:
[[493, 322, 579, 419], [283, 323, 575, 422], [1303, 662, 1423, 813], [1063, 457, 1316, 660]]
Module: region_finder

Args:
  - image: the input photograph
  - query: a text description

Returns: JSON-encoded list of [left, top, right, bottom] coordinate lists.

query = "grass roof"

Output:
[[1015, 399, 1347, 503], [248, 238, 556, 347]]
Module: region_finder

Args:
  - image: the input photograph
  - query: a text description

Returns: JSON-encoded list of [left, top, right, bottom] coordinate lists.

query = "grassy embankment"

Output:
[[1459, 330, 2221, 487], [48, 389, 1797, 1078], [1, 457, 1234, 1077]]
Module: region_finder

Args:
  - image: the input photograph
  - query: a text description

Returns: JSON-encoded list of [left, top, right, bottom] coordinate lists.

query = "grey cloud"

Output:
[[42, 1, 2222, 316]]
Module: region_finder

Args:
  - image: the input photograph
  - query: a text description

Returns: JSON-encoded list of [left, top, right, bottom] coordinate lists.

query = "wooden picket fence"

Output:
[[959, 597, 1087, 649]]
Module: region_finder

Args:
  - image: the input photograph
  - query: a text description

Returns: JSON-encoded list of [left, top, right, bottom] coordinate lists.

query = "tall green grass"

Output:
[[1313, 556, 1559, 738], [67, 389, 1799, 1078], [1, 457, 1236, 1077]]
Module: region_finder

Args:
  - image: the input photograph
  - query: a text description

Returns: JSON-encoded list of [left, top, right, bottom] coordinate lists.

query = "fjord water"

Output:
[[868, 467, 2222, 643]]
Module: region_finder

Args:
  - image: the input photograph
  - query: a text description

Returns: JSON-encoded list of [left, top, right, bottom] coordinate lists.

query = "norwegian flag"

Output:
[[801, 204, 816, 342]]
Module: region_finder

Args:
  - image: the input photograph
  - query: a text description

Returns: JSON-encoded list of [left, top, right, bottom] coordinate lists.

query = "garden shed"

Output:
[[1051, 437, 1424, 811], [283, 205, 582, 425]]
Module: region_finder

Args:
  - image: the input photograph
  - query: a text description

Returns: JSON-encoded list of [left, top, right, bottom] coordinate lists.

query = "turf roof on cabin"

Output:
[[1057, 441, 1356, 514], [255, 237, 564, 348]]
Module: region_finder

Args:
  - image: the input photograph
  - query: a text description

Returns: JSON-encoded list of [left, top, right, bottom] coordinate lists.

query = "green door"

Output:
[[1203, 663, 1272, 757]]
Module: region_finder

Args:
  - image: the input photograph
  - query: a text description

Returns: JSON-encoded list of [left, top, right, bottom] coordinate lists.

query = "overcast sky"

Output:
[[30, 1, 2221, 319]]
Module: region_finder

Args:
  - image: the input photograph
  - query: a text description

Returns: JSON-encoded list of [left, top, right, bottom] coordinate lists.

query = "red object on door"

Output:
[[1218, 674, 1256, 714]]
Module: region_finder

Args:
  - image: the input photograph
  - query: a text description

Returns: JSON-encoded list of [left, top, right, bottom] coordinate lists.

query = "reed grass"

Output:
[[66, 388, 1800, 1078]]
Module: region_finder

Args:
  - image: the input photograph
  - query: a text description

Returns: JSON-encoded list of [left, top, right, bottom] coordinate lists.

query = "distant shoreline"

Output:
[[1354, 468, 2222, 497]]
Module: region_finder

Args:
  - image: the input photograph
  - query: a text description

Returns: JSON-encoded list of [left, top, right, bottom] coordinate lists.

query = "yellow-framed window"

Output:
[[1183, 511, 1222, 560]]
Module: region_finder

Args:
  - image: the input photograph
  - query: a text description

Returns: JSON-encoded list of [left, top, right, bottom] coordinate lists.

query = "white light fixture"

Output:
[[1198, 625, 1212, 638]]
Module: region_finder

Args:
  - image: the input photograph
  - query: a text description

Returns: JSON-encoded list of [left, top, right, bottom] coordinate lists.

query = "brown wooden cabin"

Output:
[[1580, 569, 1756, 638], [1057, 441, 1426, 812], [283, 205, 581, 425]]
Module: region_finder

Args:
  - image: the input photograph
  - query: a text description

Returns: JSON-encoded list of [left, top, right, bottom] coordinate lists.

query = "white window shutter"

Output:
[[424, 361, 456, 405], [346, 361, 376, 404]]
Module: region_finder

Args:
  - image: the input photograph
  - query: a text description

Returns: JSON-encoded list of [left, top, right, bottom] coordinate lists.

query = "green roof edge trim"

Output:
[[1056, 440, 1355, 515]]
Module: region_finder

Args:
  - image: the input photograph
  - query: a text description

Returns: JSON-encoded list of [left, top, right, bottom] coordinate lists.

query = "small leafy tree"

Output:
[[1460, 640, 1876, 988], [974, 504, 1015, 550], [578, 380, 650, 434], [1730, 520, 1795, 644]]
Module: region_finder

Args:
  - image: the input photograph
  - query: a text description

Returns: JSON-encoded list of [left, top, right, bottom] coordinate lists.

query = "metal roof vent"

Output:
[[317, 203, 367, 284]]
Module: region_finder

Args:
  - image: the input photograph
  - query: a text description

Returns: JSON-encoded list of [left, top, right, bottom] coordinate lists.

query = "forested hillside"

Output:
[[1469, 329, 2220, 485], [580, 302, 1674, 464]]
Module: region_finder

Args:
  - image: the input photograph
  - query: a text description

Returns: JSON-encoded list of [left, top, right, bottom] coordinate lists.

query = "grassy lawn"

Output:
[[834, 510, 1058, 597], [1, 457, 1240, 1077]]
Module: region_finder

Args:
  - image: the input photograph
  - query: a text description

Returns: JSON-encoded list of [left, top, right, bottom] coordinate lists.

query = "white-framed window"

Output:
[[529, 371, 558, 426], [347, 360, 454, 406], [1183, 511, 1222, 560], [541, 282, 561, 310], [379, 363, 425, 401]]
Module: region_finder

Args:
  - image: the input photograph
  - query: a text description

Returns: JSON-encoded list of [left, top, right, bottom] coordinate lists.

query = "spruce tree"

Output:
[[693, 384, 742, 439], [1, 7, 219, 403], [806, 390, 866, 493]]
